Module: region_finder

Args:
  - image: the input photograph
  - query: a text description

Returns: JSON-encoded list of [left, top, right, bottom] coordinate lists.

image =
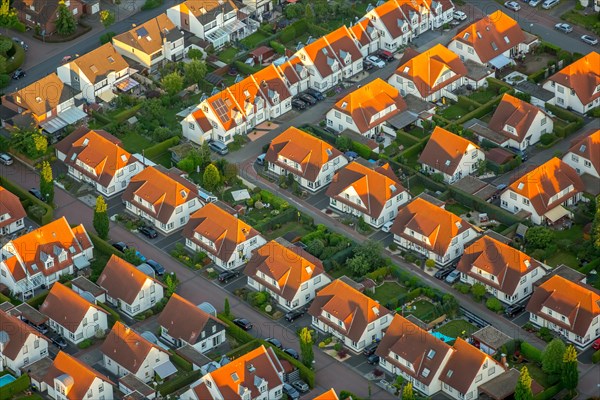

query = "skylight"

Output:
[[455, 221, 462, 229], [579, 144, 586, 152], [503, 35, 510, 44], [422, 368, 430, 377], [231, 372, 239, 381], [326, 148, 333, 156], [491, 42, 498, 51], [108, 56, 115, 63], [476, 32, 482, 39], [403, 66, 410, 74], [427, 349, 436, 359], [464, 32, 470, 39], [445, 160, 451, 166], [120, 154, 127, 163], [390, 184, 397, 193], [83, 138, 89, 146], [517, 182, 524, 190], [447, 370, 453, 378], [35, 96, 42, 103], [90, 65, 98, 73], [180, 190, 187, 198], [341, 101, 348, 109]]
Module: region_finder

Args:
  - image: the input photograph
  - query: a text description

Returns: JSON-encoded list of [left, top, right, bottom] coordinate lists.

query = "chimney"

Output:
[[501, 353, 507, 367]]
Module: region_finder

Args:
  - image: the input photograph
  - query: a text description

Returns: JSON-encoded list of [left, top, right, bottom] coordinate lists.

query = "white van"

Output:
[[542, 0, 559, 9]]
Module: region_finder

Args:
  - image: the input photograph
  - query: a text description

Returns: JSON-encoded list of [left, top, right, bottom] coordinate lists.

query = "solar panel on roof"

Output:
[[212, 98, 231, 124], [136, 27, 149, 37]]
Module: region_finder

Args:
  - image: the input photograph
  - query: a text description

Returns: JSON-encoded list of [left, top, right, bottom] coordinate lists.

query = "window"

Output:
[[314, 275, 321, 284], [510, 192, 517, 200], [189, 122, 195, 130], [301, 282, 308, 290]]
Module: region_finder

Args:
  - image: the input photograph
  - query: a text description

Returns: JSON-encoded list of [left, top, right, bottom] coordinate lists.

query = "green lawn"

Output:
[[404, 126, 431, 139], [436, 319, 478, 338], [369, 282, 408, 305], [240, 31, 271, 48], [445, 203, 470, 217], [469, 89, 498, 105], [546, 252, 579, 268], [119, 131, 153, 154], [561, 10, 600, 35], [217, 46, 239, 63], [409, 182, 426, 196], [151, 152, 173, 168], [546, 225, 585, 268], [406, 299, 436, 322], [265, 222, 313, 241], [439, 104, 470, 120]]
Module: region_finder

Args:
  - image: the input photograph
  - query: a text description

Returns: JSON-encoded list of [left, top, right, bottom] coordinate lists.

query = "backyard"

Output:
[[217, 46, 240, 63], [436, 319, 478, 339], [405, 299, 437, 322], [369, 282, 408, 305], [445, 202, 470, 217], [438, 103, 470, 120], [544, 224, 585, 268], [240, 30, 271, 48], [469, 88, 498, 105], [118, 131, 154, 154]]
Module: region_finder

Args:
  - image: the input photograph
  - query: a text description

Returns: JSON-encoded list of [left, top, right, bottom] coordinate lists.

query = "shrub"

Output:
[[389, 243, 398, 251], [270, 40, 286, 55], [538, 327, 554, 342], [405, 288, 422, 302], [158, 370, 201, 396], [533, 384, 563, 400], [0, 374, 30, 400], [592, 350, 600, 364], [521, 341, 542, 363], [540, 133, 556, 145], [26, 291, 49, 309], [486, 297, 504, 312], [144, 136, 180, 159], [334, 342, 342, 352], [454, 283, 471, 294], [169, 351, 193, 371], [77, 339, 93, 349]]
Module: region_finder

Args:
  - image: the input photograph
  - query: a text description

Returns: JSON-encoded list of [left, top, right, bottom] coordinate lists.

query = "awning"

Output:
[[545, 205, 571, 223], [387, 111, 418, 130], [488, 54, 512, 69], [154, 361, 177, 379], [73, 256, 90, 270], [59, 107, 87, 125], [116, 77, 140, 92], [40, 117, 68, 134]]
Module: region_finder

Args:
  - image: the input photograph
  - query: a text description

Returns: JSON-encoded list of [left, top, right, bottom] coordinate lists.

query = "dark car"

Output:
[[265, 337, 282, 349], [283, 348, 299, 359], [291, 380, 310, 393], [12, 68, 25, 80], [233, 318, 253, 330], [139, 226, 158, 239], [284, 308, 304, 322], [363, 341, 379, 356], [298, 93, 317, 106], [291, 98, 307, 110], [505, 303, 525, 318], [28, 188, 45, 201], [112, 241, 129, 252], [21, 319, 49, 334], [434, 268, 454, 280], [146, 259, 165, 276], [305, 88, 324, 101], [362, 60, 374, 70], [367, 353, 380, 365], [377, 50, 394, 62], [218, 270, 239, 283], [51, 335, 68, 349], [283, 384, 300, 400]]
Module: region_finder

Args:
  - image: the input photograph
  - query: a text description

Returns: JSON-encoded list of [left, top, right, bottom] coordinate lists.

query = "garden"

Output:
[[435, 319, 478, 340], [561, 8, 600, 35]]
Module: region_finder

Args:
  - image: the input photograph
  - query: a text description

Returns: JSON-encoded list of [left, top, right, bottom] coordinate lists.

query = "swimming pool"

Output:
[[431, 331, 455, 343], [0, 374, 16, 387]]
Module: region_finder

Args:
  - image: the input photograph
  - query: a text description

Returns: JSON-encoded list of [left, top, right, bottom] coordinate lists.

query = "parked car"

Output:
[[363, 341, 379, 356], [218, 270, 239, 283], [291, 380, 310, 393], [112, 241, 128, 252], [265, 337, 282, 349], [283, 348, 299, 359], [283, 383, 300, 400], [208, 140, 229, 155], [542, 0, 559, 8], [592, 338, 600, 350], [139, 225, 158, 239], [554, 23, 573, 33], [445, 270, 461, 284], [381, 221, 394, 233], [366, 55, 385, 68], [305, 88, 324, 101], [344, 151, 358, 161], [28, 188, 45, 201], [291, 98, 307, 110], [377, 50, 394, 62], [298, 93, 317, 106], [233, 318, 253, 330], [22, 319, 49, 334], [51, 335, 68, 349], [362, 60, 374, 71], [135, 250, 147, 262], [12, 68, 25, 80], [434, 268, 454, 280], [367, 353, 380, 365], [581, 35, 598, 45], [504, 1, 521, 10], [146, 259, 165, 276], [505, 303, 526, 317], [284, 308, 304, 322], [0, 153, 13, 166], [528, 0, 541, 6], [453, 10, 467, 20]]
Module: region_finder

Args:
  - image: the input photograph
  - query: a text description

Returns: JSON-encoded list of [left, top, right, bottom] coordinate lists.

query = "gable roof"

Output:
[[488, 93, 548, 144], [390, 197, 472, 255], [40, 282, 107, 333], [313, 389, 340, 400], [0, 309, 48, 360], [55, 127, 139, 187], [308, 279, 391, 342], [183, 203, 262, 262], [457, 235, 543, 295], [332, 78, 407, 134], [226, 75, 265, 118], [301, 35, 338, 79], [418, 127, 480, 175], [251, 64, 292, 106], [526, 275, 600, 337], [66, 43, 129, 84], [0, 186, 26, 230], [452, 11, 526, 63], [206, 88, 245, 131], [45, 351, 112, 400], [326, 162, 405, 219], [157, 294, 226, 344], [113, 13, 181, 56], [324, 25, 363, 67], [376, 314, 452, 386], [265, 127, 343, 182], [374, 0, 409, 40], [349, 18, 376, 47], [395, 44, 467, 98], [121, 166, 200, 224], [506, 157, 584, 216], [179, 0, 238, 24], [547, 52, 600, 105], [277, 57, 306, 86], [244, 240, 327, 301], [4, 73, 79, 117], [96, 255, 162, 305], [101, 322, 165, 374], [566, 130, 600, 173], [190, 108, 213, 132]]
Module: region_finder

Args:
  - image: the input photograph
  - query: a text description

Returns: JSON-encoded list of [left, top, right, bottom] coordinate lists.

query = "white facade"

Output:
[[500, 187, 581, 225], [441, 358, 504, 400], [160, 324, 226, 353], [103, 347, 169, 383], [0, 216, 24, 236], [543, 80, 600, 114], [248, 273, 331, 312], [500, 112, 552, 151], [186, 233, 266, 270], [125, 195, 203, 234], [389, 70, 463, 102], [56, 63, 130, 104], [421, 146, 484, 184], [296, 48, 343, 92], [529, 309, 600, 349], [312, 312, 391, 352], [104, 279, 164, 317], [0, 334, 48, 376], [563, 151, 599, 179], [326, 101, 399, 137], [47, 376, 114, 400], [112, 34, 184, 72], [267, 155, 348, 192], [48, 307, 108, 345], [183, 373, 283, 400]]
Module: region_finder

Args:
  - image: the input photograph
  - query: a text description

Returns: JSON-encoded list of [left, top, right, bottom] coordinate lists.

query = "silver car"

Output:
[[504, 1, 521, 10], [581, 35, 598, 45], [0, 153, 13, 165], [554, 23, 573, 34]]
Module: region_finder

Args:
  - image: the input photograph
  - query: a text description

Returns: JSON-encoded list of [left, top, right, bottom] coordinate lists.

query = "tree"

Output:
[[187, 48, 203, 60], [346, 254, 371, 277], [514, 366, 533, 400], [354, 240, 385, 269], [55, 0, 77, 36], [164, 272, 178, 297], [402, 382, 415, 400], [184, 59, 207, 85], [591, 195, 600, 251], [299, 327, 314, 368], [471, 283, 487, 301], [202, 163, 221, 192], [425, 259, 435, 270], [525, 226, 554, 250], [200, 142, 212, 169], [161, 72, 184, 96], [335, 135, 352, 152], [542, 338, 566, 376], [285, 3, 304, 19], [304, 3, 315, 21], [123, 248, 143, 265], [93, 196, 109, 239], [224, 297, 231, 317], [486, 297, 504, 312], [222, 162, 238, 184], [307, 239, 325, 257], [561, 345, 578, 394], [99, 9, 114, 27], [313, 0, 329, 21], [40, 161, 53, 204]]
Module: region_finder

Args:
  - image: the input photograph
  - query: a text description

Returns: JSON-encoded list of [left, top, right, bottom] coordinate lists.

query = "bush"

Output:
[[169, 351, 193, 371], [592, 350, 600, 364], [270, 40, 286, 55], [366, 266, 390, 283], [157, 370, 201, 396], [405, 288, 422, 302], [0, 374, 30, 400], [99, 31, 115, 44], [521, 341, 542, 363], [533, 384, 563, 400], [144, 136, 180, 159], [538, 327, 554, 342], [77, 339, 93, 349], [26, 291, 48, 309], [486, 297, 504, 312], [540, 133, 556, 145], [454, 283, 471, 294], [528, 68, 547, 83], [141, 0, 162, 10]]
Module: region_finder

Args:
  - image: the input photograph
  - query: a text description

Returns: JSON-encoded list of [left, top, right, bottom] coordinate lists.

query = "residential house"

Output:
[[251, 64, 293, 119], [96, 255, 165, 317], [457, 235, 547, 305], [349, 18, 379, 56], [166, 0, 255, 49], [390, 44, 467, 102], [57, 43, 132, 103], [526, 275, 600, 348], [158, 294, 227, 352], [183, 203, 265, 270], [308, 279, 392, 352], [101, 322, 171, 383], [390, 197, 476, 266], [122, 166, 203, 234], [0, 186, 26, 236], [418, 127, 484, 184], [55, 128, 144, 197], [13, 0, 82, 36], [265, 127, 348, 192], [39, 282, 109, 345], [326, 78, 407, 138], [181, 345, 285, 400], [364, 0, 413, 51], [326, 162, 410, 228], [447, 11, 529, 68], [244, 240, 331, 311], [276, 57, 309, 96], [112, 13, 185, 72], [563, 130, 600, 194], [542, 52, 600, 114], [0, 217, 93, 296], [483, 93, 553, 150], [376, 314, 454, 396], [44, 351, 114, 400], [500, 157, 584, 225], [0, 73, 84, 134], [323, 26, 364, 80], [0, 310, 49, 375]]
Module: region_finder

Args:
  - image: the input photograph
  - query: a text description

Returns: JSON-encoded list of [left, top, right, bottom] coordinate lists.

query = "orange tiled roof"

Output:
[[326, 162, 405, 219], [301, 35, 338, 79], [452, 11, 526, 63], [191, 108, 213, 132], [332, 78, 407, 134], [206, 89, 245, 131], [6, 73, 78, 118], [277, 56, 306, 86], [324, 26, 363, 68], [251, 64, 292, 106], [45, 351, 112, 400], [0, 310, 48, 360], [566, 130, 600, 173], [547, 52, 600, 106], [349, 18, 376, 47], [227, 75, 265, 118], [395, 44, 467, 98], [507, 157, 584, 216], [313, 389, 340, 400], [488, 93, 549, 144], [265, 127, 343, 182], [418, 127, 479, 175], [0, 185, 26, 230], [97, 255, 162, 305], [390, 197, 472, 255], [374, 0, 409, 40], [67, 43, 129, 84], [113, 14, 180, 56]]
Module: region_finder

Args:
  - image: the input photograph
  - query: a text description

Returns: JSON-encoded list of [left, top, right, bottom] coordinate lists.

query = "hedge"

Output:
[[0, 374, 30, 400], [323, 245, 355, 270], [486, 77, 512, 91], [272, 346, 315, 388], [520, 341, 542, 363], [365, 266, 390, 282], [399, 140, 427, 161], [279, 19, 308, 44], [340, 391, 364, 400], [227, 339, 262, 359], [0, 292, 12, 304], [579, 258, 600, 274], [545, 103, 583, 123], [143, 136, 181, 159], [169, 351, 193, 372], [97, 302, 121, 324], [455, 95, 505, 125], [254, 207, 297, 232], [394, 129, 421, 146], [457, 95, 480, 109], [26, 291, 48, 309], [91, 111, 111, 125], [528, 68, 547, 83], [158, 370, 201, 395], [350, 140, 375, 160], [270, 40, 286, 55], [0, 176, 53, 225], [88, 231, 123, 258], [533, 383, 563, 400], [448, 186, 521, 226], [592, 349, 600, 364], [218, 314, 255, 344]]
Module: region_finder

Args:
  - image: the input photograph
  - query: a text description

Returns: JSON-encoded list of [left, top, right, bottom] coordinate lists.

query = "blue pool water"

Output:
[[431, 331, 455, 343], [0, 374, 16, 387]]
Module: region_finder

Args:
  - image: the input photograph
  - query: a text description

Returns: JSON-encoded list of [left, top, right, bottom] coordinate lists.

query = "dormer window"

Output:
[[108, 56, 115, 63], [35, 97, 42, 103]]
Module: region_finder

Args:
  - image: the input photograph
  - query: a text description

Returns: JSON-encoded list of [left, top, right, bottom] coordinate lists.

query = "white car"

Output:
[[581, 35, 598, 45], [504, 1, 521, 10], [381, 221, 394, 233], [554, 23, 573, 33], [366, 55, 385, 68], [453, 10, 467, 21], [528, 0, 541, 6]]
